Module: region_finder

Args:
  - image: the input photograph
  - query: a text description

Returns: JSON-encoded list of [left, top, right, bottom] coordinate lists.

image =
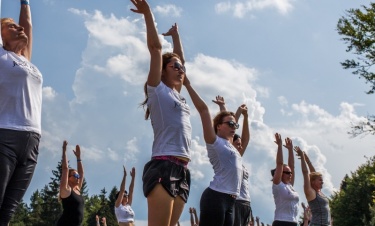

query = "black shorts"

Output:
[[142, 158, 191, 202], [272, 220, 298, 226]]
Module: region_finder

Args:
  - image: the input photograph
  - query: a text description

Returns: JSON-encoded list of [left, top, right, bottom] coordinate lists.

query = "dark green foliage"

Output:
[[330, 156, 375, 225], [337, 3, 375, 95], [338, 3, 375, 137], [10, 159, 119, 226], [9, 199, 29, 226]]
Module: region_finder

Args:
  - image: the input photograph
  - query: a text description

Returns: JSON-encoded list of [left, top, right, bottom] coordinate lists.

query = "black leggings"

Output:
[[272, 220, 298, 226], [0, 129, 40, 225], [199, 188, 236, 226]]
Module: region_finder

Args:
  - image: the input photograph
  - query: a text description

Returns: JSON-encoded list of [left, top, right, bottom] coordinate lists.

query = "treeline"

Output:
[[10, 161, 118, 226], [9, 156, 375, 226]]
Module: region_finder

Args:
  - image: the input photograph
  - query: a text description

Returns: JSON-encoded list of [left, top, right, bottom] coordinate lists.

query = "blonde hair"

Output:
[[1, 18, 14, 28], [310, 172, 322, 184]]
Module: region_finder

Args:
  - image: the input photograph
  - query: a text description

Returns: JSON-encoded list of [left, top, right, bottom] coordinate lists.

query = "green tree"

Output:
[[28, 190, 44, 226], [85, 188, 118, 226], [337, 3, 375, 136], [9, 199, 29, 226], [330, 156, 375, 225]]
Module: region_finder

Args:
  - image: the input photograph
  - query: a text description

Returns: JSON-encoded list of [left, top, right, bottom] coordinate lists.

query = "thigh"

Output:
[[199, 188, 226, 226], [0, 130, 40, 221], [147, 184, 174, 226], [170, 195, 185, 226]]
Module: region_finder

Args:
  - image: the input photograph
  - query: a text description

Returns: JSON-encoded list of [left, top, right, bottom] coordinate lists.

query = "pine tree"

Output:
[[9, 199, 29, 226]]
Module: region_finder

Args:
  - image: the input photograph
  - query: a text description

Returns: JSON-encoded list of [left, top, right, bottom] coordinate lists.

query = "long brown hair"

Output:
[[140, 52, 182, 120]]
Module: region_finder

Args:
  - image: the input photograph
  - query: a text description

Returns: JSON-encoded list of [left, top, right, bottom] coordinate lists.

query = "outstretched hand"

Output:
[[212, 95, 225, 106], [283, 137, 293, 150], [62, 140, 68, 152], [238, 104, 248, 116], [130, 167, 136, 177], [294, 146, 304, 158], [130, 0, 150, 14], [73, 145, 81, 158], [274, 133, 282, 146], [162, 23, 178, 37]]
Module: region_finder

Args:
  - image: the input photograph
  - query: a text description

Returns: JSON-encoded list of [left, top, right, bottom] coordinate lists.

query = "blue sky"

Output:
[[2, 0, 375, 225]]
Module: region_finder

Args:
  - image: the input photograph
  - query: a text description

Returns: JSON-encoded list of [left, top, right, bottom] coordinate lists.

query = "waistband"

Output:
[[152, 155, 188, 167]]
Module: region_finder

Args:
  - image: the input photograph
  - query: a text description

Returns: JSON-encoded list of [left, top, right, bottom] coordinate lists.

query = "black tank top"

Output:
[[56, 190, 85, 226]]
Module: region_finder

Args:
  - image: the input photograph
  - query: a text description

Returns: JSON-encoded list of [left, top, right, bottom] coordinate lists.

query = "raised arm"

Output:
[[189, 208, 194, 226], [60, 140, 71, 198], [115, 166, 127, 207], [212, 95, 227, 112], [162, 23, 184, 65], [183, 75, 216, 144], [295, 147, 315, 201], [128, 167, 135, 206], [238, 104, 249, 156], [272, 133, 284, 185], [102, 217, 107, 226], [131, 0, 162, 87], [283, 137, 295, 185], [304, 153, 316, 173], [19, 0, 32, 60], [73, 145, 84, 189], [192, 207, 199, 225], [255, 216, 260, 226]]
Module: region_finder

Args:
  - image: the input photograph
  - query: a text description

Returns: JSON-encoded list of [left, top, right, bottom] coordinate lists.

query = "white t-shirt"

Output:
[[207, 136, 242, 196], [147, 82, 192, 159], [115, 204, 135, 223], [272, 181, 299, 223], [237, 164, 251, 201], [0, 47, 43, 134]]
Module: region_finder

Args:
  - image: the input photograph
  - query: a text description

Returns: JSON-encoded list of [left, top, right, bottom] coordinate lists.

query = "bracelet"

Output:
[[77, 159, 82, 162], [21, 0, 29, 5]]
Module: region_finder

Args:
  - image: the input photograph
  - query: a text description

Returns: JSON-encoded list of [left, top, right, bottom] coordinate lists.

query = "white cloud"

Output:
[[43, 87, 57, 101], [215, 0, 295, 18], [154, 4, 182, 18], [32, 8, 375, 224]]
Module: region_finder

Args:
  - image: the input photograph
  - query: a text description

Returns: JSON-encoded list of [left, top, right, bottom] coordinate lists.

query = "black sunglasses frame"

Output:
[[222, 121, 239, 129], [172, 61, 186, 73]]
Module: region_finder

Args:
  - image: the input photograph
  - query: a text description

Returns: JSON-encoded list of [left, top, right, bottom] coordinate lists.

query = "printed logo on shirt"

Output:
[[174, 96, 188, 109], [13, 59, 41, 81]]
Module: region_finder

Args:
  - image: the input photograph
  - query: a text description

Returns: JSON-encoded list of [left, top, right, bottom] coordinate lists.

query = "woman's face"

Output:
[[233, 137, 242, 152], [217, 115, 238, 140], [1, 19, 28, 46], [281, 165, 293, 184], [162, 57, 185, 89], [68, 170, 80, 186], [311, 176, 324, 190]]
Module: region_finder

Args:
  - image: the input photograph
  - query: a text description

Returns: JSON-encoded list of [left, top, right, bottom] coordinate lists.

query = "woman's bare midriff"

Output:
[[119, 221, 134, 226]]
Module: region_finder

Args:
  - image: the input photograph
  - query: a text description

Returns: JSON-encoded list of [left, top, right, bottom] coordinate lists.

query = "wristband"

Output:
[[77, 159, 82, 162], [21, 0, 29, 5]]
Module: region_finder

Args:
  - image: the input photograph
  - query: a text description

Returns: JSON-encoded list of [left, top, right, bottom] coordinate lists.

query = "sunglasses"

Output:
[[70, 173, 80, 179], [222, 121, 239, 129], [283, 171, 293, 175], [169, 61, 186, 73]]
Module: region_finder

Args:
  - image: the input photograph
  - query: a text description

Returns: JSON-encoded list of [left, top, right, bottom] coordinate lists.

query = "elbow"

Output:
[[149, 43, 162, 53]]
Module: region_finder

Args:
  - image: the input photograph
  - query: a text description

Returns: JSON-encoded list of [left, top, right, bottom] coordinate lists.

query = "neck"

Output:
[[3, 41, 26, 55]]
